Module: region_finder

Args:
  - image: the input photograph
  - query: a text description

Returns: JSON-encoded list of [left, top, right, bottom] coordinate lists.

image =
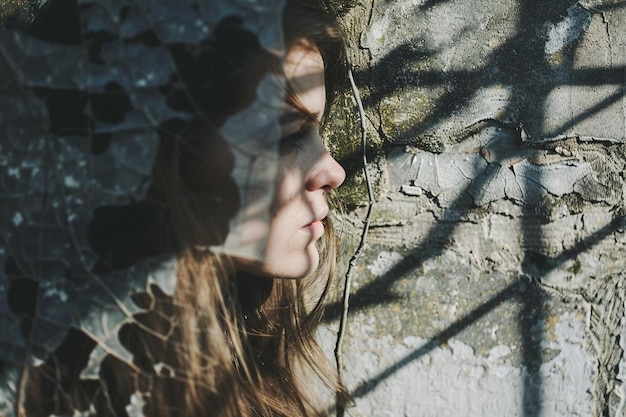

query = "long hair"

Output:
[[21, 1, 348, 416], [140, 1, 348, 415]]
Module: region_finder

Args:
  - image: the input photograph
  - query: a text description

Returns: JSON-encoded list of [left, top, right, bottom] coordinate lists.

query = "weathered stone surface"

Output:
[[324, 0, 626, 415], [358, 0, 626, 145]]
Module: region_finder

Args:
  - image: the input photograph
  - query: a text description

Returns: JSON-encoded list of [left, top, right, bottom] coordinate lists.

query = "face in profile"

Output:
[[234, 40, 346, 279]]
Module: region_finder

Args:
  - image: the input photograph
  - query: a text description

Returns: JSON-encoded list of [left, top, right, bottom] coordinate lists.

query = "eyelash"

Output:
[[280, 125, 312, 151]]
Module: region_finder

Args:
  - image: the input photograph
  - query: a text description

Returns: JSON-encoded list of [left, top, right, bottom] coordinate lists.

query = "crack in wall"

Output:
[[389, 124, 607, 209], [331, 1, 626, 415]]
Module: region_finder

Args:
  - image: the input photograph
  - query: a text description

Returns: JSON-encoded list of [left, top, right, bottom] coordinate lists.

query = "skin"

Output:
[[236, 40, 346, 279]]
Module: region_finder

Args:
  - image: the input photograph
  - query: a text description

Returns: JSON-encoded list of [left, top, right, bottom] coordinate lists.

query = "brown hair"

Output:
[[22, 1, 348, 416], [140, 1, 348, 415]]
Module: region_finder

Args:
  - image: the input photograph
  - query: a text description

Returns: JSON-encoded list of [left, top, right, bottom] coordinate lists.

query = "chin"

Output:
[[265, 254, 319, 279], [234, 247, 319, 279], [278, 245, 320, 279]]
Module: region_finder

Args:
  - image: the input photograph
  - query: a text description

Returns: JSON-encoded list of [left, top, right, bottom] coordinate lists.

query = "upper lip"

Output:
[[306, 206, 329, 226]]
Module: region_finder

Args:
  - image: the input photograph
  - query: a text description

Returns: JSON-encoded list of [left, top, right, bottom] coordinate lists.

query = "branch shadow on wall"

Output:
[[338, 216, 619, 403], [330, 0, 626, 415]]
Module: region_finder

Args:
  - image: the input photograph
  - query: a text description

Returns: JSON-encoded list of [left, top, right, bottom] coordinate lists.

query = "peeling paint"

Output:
[[544, 5, 591, 55], [388, 125, 597, 207], [328, 0, 626, 415], [321, 312, 594, 416]]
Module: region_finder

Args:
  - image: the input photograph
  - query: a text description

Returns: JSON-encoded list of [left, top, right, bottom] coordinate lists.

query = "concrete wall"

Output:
[[323, 1, 626, 416]]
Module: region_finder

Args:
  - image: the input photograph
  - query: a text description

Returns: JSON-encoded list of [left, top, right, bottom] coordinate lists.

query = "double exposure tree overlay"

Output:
[[0, 0, 286, 415]]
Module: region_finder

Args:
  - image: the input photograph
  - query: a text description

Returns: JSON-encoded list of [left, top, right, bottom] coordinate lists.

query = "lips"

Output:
[[304, 220, 324, 239], [301, 206, 328, 239]]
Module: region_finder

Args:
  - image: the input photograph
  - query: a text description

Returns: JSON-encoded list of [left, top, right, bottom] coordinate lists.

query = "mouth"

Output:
[[301, 207, 328, 239], [302, 220, 324, 239]]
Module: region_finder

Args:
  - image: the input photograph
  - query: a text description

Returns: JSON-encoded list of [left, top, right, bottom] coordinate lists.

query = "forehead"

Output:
[[283, 41, 325, 119]]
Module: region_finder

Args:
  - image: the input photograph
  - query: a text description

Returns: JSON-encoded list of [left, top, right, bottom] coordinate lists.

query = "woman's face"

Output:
[[235, 41, 346, 279]]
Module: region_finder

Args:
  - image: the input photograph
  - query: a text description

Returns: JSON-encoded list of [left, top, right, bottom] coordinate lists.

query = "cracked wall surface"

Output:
[[324, 0, 626, 416]]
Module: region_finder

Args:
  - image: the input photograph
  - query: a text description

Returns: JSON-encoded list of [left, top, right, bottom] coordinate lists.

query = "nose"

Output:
[[306, 150, 346, 192]]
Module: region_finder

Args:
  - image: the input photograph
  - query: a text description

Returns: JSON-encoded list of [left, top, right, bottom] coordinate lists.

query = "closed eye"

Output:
[[279, 124, 313, 152], [279, 107, 319, 153]]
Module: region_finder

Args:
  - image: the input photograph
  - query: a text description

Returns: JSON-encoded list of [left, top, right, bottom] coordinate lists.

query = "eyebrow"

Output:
[[279, 110, 321, 127]]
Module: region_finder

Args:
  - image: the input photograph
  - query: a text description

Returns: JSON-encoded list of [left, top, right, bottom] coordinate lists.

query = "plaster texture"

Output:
[[324, 0, 626, 416]]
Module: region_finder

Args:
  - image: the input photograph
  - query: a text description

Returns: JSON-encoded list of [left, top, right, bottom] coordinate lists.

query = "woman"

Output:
[[24, 0, 348, 416]]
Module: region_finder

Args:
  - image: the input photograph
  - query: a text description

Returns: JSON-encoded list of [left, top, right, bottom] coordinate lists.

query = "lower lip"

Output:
[[303, 220, 324, 239]]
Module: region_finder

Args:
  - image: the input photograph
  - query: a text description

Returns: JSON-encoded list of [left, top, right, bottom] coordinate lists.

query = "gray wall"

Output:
[[322, 1, 626, 416]]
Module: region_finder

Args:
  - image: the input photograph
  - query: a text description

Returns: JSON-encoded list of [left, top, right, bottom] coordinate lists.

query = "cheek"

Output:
[[271, 164, 305, 214]]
